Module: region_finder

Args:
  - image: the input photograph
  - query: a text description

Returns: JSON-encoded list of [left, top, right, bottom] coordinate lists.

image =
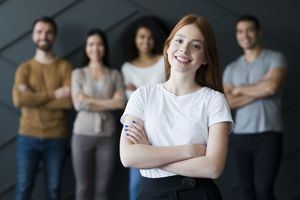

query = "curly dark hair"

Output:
[[81, 29, 110, 67], [121, 16, 168, 62]]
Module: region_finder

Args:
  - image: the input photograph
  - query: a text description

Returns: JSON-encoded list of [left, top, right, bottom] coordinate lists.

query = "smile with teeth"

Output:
[[175, 55, 191, 64]]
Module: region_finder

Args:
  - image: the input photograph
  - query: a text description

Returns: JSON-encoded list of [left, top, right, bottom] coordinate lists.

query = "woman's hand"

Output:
[[124, 121, 150, 145]]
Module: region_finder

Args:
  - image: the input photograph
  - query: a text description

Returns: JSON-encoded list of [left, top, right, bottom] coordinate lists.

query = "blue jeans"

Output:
[[15, 135, 67, 200], [129, 168, 141, 200]]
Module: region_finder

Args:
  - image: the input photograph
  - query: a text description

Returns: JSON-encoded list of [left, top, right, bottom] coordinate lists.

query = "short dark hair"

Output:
[[32, 16, 57, 35], [81, 29, 110, 67], [236, 14, 260, 31], [121, 16, 168, 62]]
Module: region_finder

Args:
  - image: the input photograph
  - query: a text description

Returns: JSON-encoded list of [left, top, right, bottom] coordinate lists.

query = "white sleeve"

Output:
[[120, 88, 145, 124], [207, 93, 234, 129]]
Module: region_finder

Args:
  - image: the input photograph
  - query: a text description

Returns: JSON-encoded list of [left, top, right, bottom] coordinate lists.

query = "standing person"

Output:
[[71, 29, 125, 200], [12, 16, 73, 200], [119, 14, 233, 200], [120, 16, 167, 200], [223, 15, 287, 200]]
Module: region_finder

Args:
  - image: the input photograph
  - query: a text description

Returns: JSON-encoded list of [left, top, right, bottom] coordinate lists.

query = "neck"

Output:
[[136, 52, 157, 63], [89, 60, 105, 68], [244, 45, 262, 63], [164, 72, 199, 96], [34, 48, 56, 64]]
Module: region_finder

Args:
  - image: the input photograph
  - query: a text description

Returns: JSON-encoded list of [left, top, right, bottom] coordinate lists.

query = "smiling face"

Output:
[[32, 21, 56, 52], [85, 34, 105, 62], [135, 27, 155, 54], [236, 20, 261, 50], [167, 24, 206, 75]]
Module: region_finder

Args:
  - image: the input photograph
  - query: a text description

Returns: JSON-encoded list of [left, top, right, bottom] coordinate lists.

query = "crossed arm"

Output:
[[13, 77, 72, 109], [72, 89, 125, 112], [224, 67, 287, 109], [119, 115, 230, 179]]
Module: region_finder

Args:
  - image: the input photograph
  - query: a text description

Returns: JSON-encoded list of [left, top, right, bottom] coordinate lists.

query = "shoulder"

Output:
[[225, 56, 243, 71], [108, 68, 123, 80], [134, 84, 161, 97], [202, 87, 227, 103], [263, 49, 284, 57], [108, 68, 121, 75], [262, 49, 287, 68], [121, 62, 134, 70], [16, 59, 34, 73], [72, 67, 87, 78], [56, 58, 73, 69]]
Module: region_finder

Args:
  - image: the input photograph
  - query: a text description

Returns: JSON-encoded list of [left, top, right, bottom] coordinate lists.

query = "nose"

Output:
[[179, 45, 188, 54]]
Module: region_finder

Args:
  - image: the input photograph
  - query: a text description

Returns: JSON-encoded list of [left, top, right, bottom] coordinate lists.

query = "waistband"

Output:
[[139, 175, 214, 193]]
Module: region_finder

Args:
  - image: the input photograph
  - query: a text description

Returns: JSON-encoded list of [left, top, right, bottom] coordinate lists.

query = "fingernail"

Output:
[[124, 129, 128, 131], [132, 121, 136, 124], [124, 125, 128, 127], [125, 133, 129, 136]]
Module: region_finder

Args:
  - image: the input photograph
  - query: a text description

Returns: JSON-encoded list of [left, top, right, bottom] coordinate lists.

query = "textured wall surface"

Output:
[[0, 0, 299, 199]]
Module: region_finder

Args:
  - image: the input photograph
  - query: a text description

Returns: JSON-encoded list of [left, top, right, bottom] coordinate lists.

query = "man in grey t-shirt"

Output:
[[223, 15, 287, 200]]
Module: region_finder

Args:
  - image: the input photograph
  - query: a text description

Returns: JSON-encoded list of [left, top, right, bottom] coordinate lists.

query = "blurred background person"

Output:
[[120, 16, 168, 200], [223, 15, 287, 200], [12, 16, 73, 200], [121, 16, 167, 200], [71, 29, 125, 200]]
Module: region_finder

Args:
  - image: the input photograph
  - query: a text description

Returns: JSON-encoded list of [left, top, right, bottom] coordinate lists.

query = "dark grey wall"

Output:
[[0, 0, 299, 199]]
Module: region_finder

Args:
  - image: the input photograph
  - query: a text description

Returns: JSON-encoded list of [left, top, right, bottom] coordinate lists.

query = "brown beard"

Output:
[[36, 43, 52, 52]]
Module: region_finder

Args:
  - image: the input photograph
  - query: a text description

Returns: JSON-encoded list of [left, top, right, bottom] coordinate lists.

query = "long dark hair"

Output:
[[163, 15, 224, 93], [81, 29, 109, 67], [121, 16, 168, 62]]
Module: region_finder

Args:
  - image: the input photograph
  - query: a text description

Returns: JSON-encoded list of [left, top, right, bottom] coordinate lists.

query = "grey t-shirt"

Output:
[[223, 49, 287, 134], [72, 67, 124, 136]]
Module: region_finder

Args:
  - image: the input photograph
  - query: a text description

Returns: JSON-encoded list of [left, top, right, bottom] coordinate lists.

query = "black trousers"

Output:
[[137, 175, 222, 200], [231, 131, 282, 200]]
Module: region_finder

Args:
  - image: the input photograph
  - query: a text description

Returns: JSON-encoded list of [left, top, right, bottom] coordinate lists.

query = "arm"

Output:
[[88, 89, 125, 111], [44, 62, 73, 110], [12, 66, 53, 107], [44, 95, 73, 110], [161, 122, 230, 179], [231, 67, 287, 99], [224, 84, 255, 109], [119, 115, 205, 169]]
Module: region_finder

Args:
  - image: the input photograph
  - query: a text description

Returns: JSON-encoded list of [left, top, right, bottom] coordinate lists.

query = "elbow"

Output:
[[266, 87, 277, 96], [208, 163, 225, 179], [117, 101, 126, 109], [120, 153, 134, 168], [13, 98, 23, 108], [209, 166, 223, 179]]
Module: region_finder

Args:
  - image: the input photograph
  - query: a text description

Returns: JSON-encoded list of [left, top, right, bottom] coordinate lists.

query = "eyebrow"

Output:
[[174, 34, 204, 44]]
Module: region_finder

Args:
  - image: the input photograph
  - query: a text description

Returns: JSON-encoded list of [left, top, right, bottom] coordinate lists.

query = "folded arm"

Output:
[[161, 122, 230, 179], [119, 115, 206, 169], [224, 84, 255, 109], [231, 67, 287, 99], [13, 83, 54, 107], [88, 89, 125, 111]]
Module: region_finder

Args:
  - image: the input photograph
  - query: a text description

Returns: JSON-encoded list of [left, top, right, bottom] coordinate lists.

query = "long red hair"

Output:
[[163, 15, 224, 93]]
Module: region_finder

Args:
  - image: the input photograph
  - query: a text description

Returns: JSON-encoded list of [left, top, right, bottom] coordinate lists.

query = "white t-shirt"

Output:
[[121, 84, 234, 178], [121, 56, 165, 98]]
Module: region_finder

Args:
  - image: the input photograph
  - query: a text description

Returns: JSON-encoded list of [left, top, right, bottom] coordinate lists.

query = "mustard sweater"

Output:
[[12, 58, 73, 138]]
